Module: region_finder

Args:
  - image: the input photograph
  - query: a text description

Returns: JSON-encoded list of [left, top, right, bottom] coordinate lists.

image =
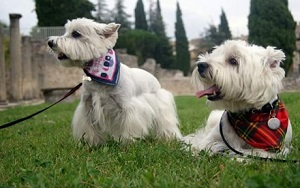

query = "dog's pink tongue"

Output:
[[196, 85, 219, 98]]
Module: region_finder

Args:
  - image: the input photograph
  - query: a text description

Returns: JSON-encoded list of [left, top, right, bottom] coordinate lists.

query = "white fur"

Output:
[[183, 40, 292, 158], [47, 18, 182, 146]]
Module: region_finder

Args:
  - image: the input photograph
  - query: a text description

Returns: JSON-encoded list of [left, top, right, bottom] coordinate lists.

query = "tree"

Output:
[[248, 0, 296, 75], [280, 0, 288, 6], [218, 9, 232, 40], [0, 20, 7, 28], [134, 0, 148, 31], [149, 0, 166, 37], [115, 30, 158, 65], [147, 0, 174, 69], [154, 37, 175, 69], [114, 0, 131, 31], [201, 24, 222, 49], [35, 0, 95, 26], [175, 2, 190, 76], [148, 0, 156, 33], [95, 0, 111, 23], [200, 9, 232, 49], [0, 20, 9, 63]]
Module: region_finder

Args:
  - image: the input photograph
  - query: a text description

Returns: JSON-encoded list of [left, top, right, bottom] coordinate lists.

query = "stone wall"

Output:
[[160, 77, 195, 96], [282, 76, 300, 92]]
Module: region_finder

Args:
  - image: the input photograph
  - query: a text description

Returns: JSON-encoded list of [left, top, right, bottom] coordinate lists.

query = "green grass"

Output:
[[1, 93, 300, 187]]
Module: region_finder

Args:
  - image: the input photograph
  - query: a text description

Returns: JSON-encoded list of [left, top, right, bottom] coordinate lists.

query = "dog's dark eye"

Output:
[[207, 48, 215, 54], [72, 30, 81, 38], [228, 58, 238, 66]]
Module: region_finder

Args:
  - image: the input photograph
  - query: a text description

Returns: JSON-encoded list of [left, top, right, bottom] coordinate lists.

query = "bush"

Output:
[[116, 29, 158, 66]]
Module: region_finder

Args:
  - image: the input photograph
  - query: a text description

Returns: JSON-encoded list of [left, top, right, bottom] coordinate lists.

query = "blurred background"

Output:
[[0, 0, 300, 105]]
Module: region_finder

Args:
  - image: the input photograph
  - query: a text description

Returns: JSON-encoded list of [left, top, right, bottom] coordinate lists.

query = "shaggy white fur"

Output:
[[182, 40, 292, 158], [47, 18, 182, 146]]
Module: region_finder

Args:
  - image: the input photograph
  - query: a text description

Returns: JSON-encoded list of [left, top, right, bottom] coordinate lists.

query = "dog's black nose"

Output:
[[47, 40, 54, 48], [197, 62, 209, 75]]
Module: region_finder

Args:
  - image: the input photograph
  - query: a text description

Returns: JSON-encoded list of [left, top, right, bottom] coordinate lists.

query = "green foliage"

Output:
[[95, 0, 112, 23], [134, 0, 148, 31], [149, 0, 166, 37], [116, 29, 174, 68], [201, 9, 232, 49], [280, 0, 288, 6], [0, 26, 10, 65], [0, 20, 8, 28], [154, 36, 175, 69], [1, 93, 300, 187], [116, 29, 158, 65], [248, 0, 296, 75], [201, 24, 223, 48], [148, 0, 156, 33], [175, 2, 190, 76], [218, 9, 232, 40], [114, 0, 131, 32], [146, 0, 174, 69], [35, 0, 95, 26], [3, 36, 9, 65], [154, 37, 174, 69]]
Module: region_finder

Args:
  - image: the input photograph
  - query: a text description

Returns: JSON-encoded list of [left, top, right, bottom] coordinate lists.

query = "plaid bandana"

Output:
[[227, 99, 289, 152]]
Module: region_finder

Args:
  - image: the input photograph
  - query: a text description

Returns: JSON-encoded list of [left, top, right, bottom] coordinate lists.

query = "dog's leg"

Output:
[[112, 97, 153, 142], [72, 92, 107, 146], [182, 125, 225, 153], [284, 120, 293, 152], [182, 110, 230, 153], [151, 89, 182, 139]]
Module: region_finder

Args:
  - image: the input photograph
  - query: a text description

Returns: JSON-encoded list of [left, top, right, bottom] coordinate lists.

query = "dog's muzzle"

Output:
[[47, 39, 69, 60], [197, 62, 209, 77]]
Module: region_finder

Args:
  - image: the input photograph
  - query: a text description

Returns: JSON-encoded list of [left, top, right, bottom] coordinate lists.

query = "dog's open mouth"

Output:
[[196, 85, 222, 101], [57, 53, 69, 60]]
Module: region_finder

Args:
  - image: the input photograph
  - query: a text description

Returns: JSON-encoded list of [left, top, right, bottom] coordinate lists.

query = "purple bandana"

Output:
[[83, 49, 120, 86]]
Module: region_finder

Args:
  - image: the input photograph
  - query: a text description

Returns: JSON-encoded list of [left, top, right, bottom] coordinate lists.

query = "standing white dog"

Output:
[[47, 18, 182, 146], [182, 40, 292, 158]]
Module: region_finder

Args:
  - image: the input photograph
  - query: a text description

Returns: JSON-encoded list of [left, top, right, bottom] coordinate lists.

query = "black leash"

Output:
[[219, 112, 299, 163], [0, 83, 82, 130]]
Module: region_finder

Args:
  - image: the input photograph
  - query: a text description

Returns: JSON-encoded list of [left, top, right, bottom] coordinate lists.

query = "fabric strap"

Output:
[[0, 83, 82, 130]]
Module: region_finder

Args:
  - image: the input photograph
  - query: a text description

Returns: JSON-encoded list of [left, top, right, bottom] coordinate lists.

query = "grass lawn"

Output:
[[1, 93, 300, 187]]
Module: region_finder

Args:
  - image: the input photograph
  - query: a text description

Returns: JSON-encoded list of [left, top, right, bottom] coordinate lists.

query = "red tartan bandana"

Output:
[[227, 100, 289, 152]]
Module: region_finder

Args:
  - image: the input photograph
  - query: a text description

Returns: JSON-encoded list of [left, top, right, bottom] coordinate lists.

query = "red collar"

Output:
[[227, 99, 289, 152]]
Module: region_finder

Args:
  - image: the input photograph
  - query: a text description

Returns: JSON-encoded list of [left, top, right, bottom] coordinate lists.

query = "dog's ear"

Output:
[[264, 46, 285, 69], [100, 23, 121, 38]]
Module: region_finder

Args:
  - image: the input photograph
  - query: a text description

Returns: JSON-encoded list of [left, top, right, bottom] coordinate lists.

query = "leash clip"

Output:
[[82, 75, 92, 81]]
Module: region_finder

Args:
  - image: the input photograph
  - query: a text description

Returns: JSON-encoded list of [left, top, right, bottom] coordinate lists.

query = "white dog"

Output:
[[182, 40, 292, 158], [47, 18, 182, 146]]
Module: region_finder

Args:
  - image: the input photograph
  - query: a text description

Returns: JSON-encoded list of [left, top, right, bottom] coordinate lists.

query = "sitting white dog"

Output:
[[47, 18, 182, 146], [182, 40, 292, 158]]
